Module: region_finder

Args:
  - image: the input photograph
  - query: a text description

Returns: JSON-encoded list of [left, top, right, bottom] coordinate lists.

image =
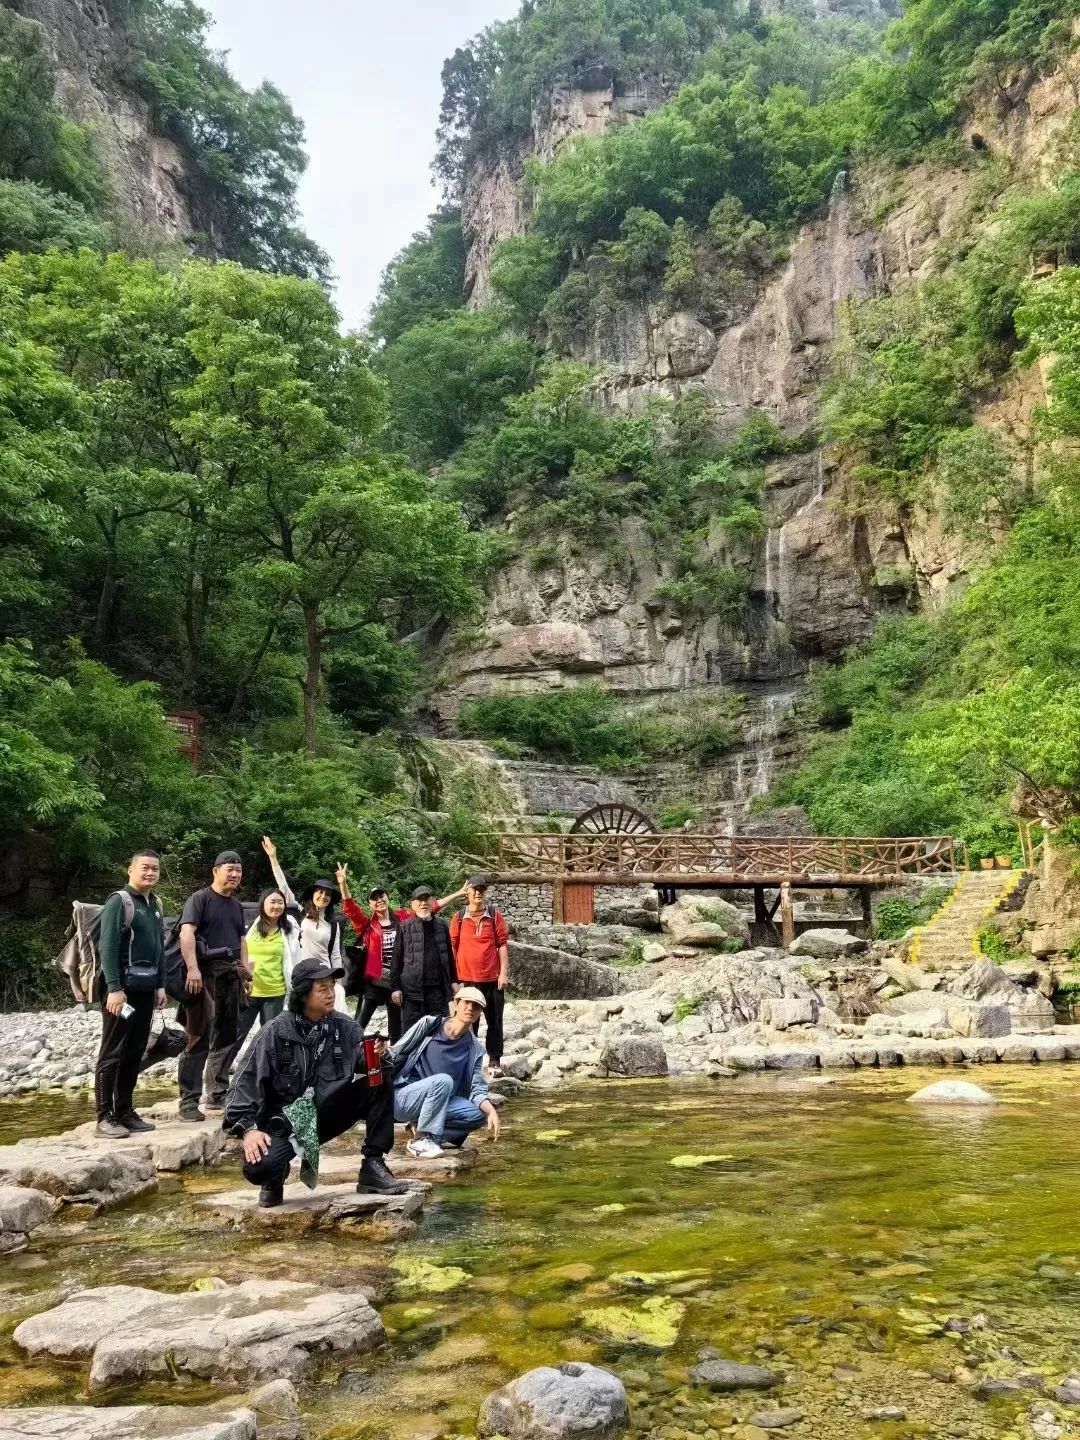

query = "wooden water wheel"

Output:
[[569, 802, 657, 835]]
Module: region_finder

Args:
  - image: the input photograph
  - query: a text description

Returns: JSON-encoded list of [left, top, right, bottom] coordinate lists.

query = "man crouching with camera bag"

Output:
[[224, 957, 410, 1208]]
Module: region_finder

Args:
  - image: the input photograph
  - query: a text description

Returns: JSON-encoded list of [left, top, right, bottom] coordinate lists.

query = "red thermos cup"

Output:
[[362, 1036, 383, 1086]]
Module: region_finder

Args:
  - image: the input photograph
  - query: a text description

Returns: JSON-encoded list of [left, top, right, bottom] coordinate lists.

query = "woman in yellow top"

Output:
[[226, 888, 301, 1073]]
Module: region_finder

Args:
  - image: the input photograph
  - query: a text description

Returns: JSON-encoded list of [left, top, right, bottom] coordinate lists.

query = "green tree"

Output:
[[0, 180, 109, 256], [368, 207, 466, 345], [379, 309, 538, 465]]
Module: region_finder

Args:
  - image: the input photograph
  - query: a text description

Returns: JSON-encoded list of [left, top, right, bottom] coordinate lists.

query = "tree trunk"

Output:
[[301, 603, 322, 754], [93, 517, 119, 650], [226, 618, 279, 724]]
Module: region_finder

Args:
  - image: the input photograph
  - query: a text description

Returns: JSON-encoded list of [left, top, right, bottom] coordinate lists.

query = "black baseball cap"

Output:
[[411, 885, 434, 900], [369, 887, 388, 900], [466, 875, 489, 890], [214, 850, 242, 867], [290, 957, 345, 988]]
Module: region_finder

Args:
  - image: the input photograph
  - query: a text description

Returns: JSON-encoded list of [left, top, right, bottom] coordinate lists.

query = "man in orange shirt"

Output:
[[448, 877, 509, 1079]]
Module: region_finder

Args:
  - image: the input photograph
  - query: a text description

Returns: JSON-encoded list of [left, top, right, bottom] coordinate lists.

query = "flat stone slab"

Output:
[[68, 1109, 227, 1173], [321, 1140, 477, 1183], [0, 1378, 299, 1439], [200, 1181, 426, 1232], [0, 1401, 256, 1438], [14, 1278, 384, 1391], [0, 1141, 155, 1213]]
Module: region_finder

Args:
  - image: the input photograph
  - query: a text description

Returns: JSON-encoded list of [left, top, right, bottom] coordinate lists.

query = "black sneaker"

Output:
[[178, 1104, 205, 1124], [357, 1156, 410, 1196], [117, 1111, 155, 1133], [258, 1184, 284, 1208], [95, 1116, 130, 1140]]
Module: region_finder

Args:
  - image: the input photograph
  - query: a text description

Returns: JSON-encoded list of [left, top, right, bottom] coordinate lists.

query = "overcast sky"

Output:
[[201, 0, 519, 331]]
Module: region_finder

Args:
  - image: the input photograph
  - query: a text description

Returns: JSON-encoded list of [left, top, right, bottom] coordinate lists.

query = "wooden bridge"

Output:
[[482, 831, 962, 942]]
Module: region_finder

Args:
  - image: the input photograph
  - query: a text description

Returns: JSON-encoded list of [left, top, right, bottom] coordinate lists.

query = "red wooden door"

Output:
[[562, 882, 596, 924]]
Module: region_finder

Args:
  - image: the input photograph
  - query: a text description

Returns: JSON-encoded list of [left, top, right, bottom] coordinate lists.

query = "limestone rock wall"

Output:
[[463, 71, 670, 307], [13, 0, 207, 250]]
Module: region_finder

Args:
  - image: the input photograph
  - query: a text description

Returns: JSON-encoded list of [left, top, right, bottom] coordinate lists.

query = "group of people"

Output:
[[93, 842, 510, 1205]]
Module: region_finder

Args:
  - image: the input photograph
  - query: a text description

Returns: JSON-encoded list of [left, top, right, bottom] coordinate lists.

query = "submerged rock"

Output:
[[689, 1358, 780, 1392], [750, 1408, 804, 1429], [0, 1184, 54, 1251], [477, 1361, 629, 1439], [907, 1080, 996, 1105], [13, 1279, 384, 1390]]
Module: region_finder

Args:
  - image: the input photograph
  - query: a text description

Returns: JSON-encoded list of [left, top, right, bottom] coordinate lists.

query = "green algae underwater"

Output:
[[2, 1068, 1080, 1439]]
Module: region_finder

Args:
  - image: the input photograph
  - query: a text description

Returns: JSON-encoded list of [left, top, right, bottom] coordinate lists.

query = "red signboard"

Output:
[[164, 711, 200, 766]]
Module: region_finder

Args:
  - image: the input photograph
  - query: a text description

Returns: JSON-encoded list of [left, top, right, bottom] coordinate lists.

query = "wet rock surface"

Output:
[[0, 1380, 299, 1439], [200, 1180, 426, 1234], [907, 1080, 996, 1105], [478, 1362, 630, 1439], [690, 1359, 780, 1392], [14, 1279, 385, 1390], [0, 1138, 156, 1211]]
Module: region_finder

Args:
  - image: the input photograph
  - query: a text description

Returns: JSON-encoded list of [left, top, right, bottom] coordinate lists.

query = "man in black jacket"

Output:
[[389, 886, 458, 1032], [223, 957, 409, 1208]]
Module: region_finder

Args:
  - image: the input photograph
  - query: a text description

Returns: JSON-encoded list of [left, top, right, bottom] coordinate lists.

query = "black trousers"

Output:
[[95, 989, 156, 1121], [241, 1072, 395, 1189], [177, 965, 241, 1108], [357, 983, 402, 1043], [223, 995, 285, 1075], [469, 980, 505, 1062], [401, 985, 450, 1034]]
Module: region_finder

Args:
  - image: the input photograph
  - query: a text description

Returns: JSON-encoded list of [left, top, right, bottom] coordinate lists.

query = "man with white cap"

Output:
[[390, 989, 501, 1159]]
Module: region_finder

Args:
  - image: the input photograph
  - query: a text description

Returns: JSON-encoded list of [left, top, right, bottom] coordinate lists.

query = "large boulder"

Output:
[[14, 1279, 384, 1390], [759, 997, 816, 1030], [945, 1001, 1010, 1038], [789, 929, 866, 959], [660, 895, 749, 950], [907, 1080, 995, 1105], [599, 1035, 668, 1078], [509, 942, 626, 1000], [864, 1010, 948, 1037], [948, 959, 1055, 1033], [477, 1362, 629, 1440]]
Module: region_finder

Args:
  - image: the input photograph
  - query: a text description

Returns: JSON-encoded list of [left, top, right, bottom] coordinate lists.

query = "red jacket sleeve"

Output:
[[494, 911, 509, 947], [342, 897, 368, 934], [449, 911, 461, 955]]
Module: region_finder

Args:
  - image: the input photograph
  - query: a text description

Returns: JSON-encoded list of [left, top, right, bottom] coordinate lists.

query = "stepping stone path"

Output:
[[0, 1185, 55, 1253], [200, 1180, 427, 1236], [67, 1101, 228, 1172], [0, 1379, 299, 1438], [13, 1279, 384, 1391], [0, 1139, 156, 1213]]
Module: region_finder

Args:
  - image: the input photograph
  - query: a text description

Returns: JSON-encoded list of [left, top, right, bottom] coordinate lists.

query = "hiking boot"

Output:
[[178, 1104, 205, 1124], [405, 1135, 443, 1159], [95, 1116, 130, 1140], [201, 1098, 225, 1115], [356, 1156, 410, 1196], [117, 1111, 155, 1133], [258, 1184, 284, 1209]]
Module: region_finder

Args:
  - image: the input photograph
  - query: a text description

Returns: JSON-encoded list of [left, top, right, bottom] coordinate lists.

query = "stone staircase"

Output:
[[909, 869, 1025, 970]]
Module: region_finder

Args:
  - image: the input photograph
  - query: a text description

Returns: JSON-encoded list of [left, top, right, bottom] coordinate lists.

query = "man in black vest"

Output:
[[389, 886, 458, 1032]]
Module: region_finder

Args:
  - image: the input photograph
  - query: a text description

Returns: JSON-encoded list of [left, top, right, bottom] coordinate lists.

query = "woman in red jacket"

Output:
[[341, 875, 466, 1042]]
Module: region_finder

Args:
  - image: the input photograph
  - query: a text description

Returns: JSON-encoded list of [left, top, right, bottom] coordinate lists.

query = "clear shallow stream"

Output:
[[2, 1067, 1080, 1439]]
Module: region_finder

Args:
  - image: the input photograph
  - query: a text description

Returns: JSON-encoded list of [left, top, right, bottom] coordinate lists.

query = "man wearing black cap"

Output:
[[176, 851, 248, 1122], [389, 886, 458, 1032], [224, 956, 408, 1207]]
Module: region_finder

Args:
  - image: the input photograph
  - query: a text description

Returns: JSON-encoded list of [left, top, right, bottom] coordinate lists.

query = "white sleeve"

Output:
[[269, 856, 298, 909]]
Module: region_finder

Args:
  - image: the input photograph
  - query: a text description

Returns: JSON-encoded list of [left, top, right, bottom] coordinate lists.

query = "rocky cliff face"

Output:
[[444, 49, 1077, 824], [13, 0, 203, 248], [450, 49, 1075, 698], [462, 68, 670, 307]]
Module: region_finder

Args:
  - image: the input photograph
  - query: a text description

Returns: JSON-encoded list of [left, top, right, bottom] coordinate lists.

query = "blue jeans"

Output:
[[394, 1075, 486, 1145]]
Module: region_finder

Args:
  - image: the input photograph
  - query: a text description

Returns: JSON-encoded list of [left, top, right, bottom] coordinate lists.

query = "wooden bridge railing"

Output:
[[481, 832, 959, 883]]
